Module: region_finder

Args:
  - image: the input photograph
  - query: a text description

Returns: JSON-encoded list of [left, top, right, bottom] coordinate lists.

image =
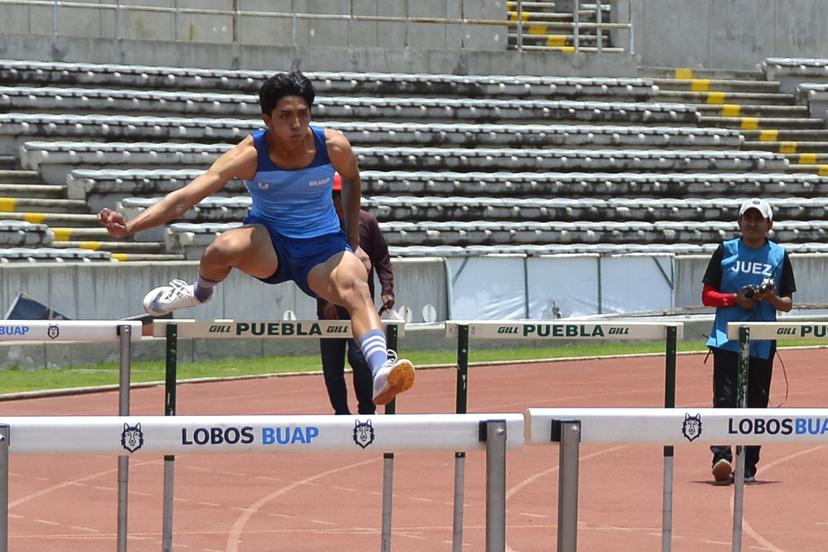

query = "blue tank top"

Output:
[[243, 126, 340, 238], [706, 238, 786, 359]]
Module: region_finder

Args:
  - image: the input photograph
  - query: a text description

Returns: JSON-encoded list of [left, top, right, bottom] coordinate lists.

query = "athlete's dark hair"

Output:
[[258, 71, 315, 115]]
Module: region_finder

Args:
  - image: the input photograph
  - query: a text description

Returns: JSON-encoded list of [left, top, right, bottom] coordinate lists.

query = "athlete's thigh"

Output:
[[307, 250, 366, 304], [217, 224, 278, 279]]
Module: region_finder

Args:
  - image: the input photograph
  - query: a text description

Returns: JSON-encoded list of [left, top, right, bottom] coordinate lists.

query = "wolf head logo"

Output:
[[353, 419, 375, 449], [121, 423, 144, 453], [682, 413, 702, 442]]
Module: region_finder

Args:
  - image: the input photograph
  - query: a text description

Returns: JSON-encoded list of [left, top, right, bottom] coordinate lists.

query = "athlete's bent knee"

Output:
[[204, 232, 249, 264]]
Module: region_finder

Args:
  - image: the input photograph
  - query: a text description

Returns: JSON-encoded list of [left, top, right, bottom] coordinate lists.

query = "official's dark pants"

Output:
[[320, 337, 376, 415], [710, 346, 774, 475]]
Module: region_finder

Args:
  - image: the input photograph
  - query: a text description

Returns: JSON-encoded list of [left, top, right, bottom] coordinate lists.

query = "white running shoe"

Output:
[[143, 279, 208, 316], [372, 350, 415, 405]]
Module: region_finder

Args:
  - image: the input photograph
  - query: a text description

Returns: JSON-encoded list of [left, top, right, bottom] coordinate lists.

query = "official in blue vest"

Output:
[[701, 198, 796, 484]]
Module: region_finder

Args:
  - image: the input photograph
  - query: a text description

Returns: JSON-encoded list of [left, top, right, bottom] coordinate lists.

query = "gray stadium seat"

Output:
[[120, 196, 251, 222], [0, 86, 698, 123], [165, 222, 243, 258], [762, 57, 828, 93], [0, 59, 659, 100], [26, 142, 787, 185], [0, 220, 54, 246], [0, 114, 743, 154], [69, 169, 826, 207], [0, 247, 114, 263], [797, 83, 828, 118]]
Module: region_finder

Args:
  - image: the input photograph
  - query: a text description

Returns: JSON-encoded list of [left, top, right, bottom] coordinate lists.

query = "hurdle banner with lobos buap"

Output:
[[0, 413, 524, 455], [525, 408, 828, 445], [0, 413, 521, 552], [525, 407, 828, 552]]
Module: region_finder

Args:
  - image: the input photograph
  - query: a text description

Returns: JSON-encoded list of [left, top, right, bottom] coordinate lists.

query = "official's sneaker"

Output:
[[744, 469, 757, 484], [712, 458, 733, 485], [372, 351, 415, 405], [143, 279, 207, 316]]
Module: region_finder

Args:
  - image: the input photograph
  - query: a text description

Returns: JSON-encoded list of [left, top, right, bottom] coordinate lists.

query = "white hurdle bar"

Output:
[[0, 320, 141, 552], [526, 407, 828, 552], [152, 318, 406, 339], [446, 320, 683, 552], [0, 320, 142, 342], [726, 320, 828, 341], [445, 320, 684, 341], [0, 413, 522, 552]]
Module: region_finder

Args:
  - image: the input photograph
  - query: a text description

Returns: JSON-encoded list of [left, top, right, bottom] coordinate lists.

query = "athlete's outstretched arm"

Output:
[[98, 138, 257, 238], [326, 129, 361, 248]]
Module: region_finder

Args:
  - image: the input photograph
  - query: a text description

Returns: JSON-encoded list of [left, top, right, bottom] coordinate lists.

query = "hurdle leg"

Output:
[[554, 420, 581, 552], [484, 420, 507, 552], [381, 452, 394, 551], [453, 324, 470, 552], [662, 325, 678, 552], [732, 448, 746, 552], [380, 324, 399, 551], [163, 323, 179, 552], [117, 324, 133, 552], [452, 451, 465, 552], [731, 326, 751, 552], [0, 424, 8, 552]]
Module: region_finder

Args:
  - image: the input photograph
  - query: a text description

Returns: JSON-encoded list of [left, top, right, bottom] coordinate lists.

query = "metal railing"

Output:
[[0, 0, 633, 54]]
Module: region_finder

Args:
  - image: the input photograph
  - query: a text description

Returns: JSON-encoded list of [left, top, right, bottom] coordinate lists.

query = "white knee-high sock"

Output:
[[358, 329, 389, 377]]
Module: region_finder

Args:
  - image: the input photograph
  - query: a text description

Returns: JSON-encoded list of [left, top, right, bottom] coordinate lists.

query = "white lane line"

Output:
[[226, 457, 379, 552], [737, 445, 826, 552]]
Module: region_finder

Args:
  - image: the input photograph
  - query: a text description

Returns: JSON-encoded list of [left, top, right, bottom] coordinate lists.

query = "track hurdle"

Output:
[[0, 412, 523, 552], [151, 318, 405, 552], [0, 320, 141, 552], [446, 320, 683, 552], [726, 320, 828, 551], [526, 407, 828, 552]]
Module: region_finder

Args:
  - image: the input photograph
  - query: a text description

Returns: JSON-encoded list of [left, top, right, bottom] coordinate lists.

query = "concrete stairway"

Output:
[[642, 66, 828, 176], [506, 0, 616, 52]]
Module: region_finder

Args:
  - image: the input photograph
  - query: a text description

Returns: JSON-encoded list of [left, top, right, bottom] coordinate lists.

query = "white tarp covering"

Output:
[[600, 255, 674, 314], [447, 256, 527, 320], [527, 255, 599, 318], [448, 254, 675, 320]]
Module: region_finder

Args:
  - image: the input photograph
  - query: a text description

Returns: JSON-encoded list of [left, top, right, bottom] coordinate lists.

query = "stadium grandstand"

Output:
[[0, 0, 827, 322], [3, 2, 828, 551]]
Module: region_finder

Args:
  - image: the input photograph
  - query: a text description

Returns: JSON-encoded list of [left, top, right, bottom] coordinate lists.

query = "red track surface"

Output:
[[2, 349, 827, 551]]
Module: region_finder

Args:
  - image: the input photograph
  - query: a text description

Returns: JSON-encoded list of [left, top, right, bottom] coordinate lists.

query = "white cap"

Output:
[[738, 198, 772, 221]]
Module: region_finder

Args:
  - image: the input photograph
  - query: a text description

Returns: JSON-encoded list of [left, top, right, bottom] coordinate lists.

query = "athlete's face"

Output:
[[263, 95, 311, 143], [738, 208, 772, 247]]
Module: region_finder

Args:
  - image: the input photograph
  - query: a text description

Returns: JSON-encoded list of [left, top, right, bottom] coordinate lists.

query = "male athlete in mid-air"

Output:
[[97, 71, 414, 405]]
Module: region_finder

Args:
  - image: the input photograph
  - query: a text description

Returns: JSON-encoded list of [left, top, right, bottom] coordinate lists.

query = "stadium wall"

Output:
[[3, 255, 824, 326], [0, 1, 637, 76], [616, 0, 828, 70], [3, 253, 825, 369]]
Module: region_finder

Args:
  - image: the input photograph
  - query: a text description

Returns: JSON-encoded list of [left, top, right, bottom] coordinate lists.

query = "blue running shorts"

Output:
[[244, 214, 352, 297]]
